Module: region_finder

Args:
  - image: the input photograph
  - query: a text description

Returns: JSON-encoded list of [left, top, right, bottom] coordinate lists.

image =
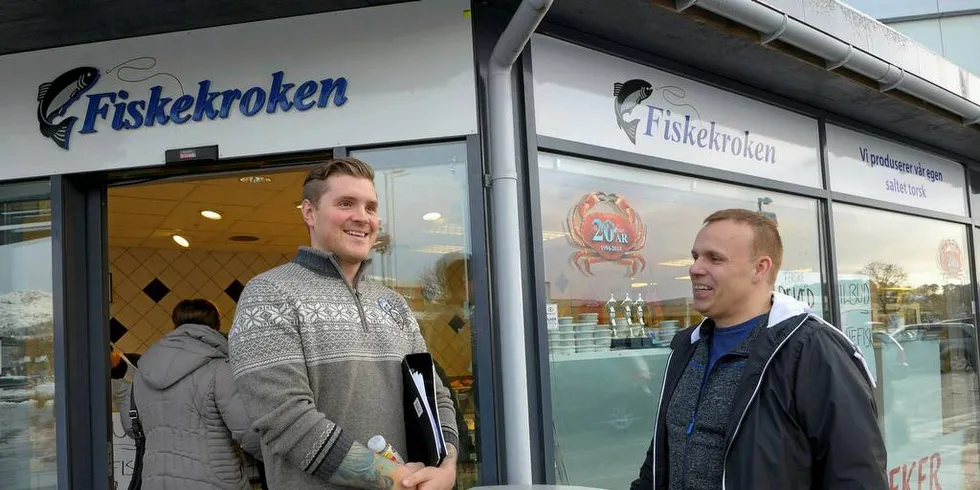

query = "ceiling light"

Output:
[[674, 275, 690, 281], [414, 245, 465, 254], [426, 224, 465, 236], [423, 212, 442, 222], [200, 210, 222, 220], [171, 234, 190, 248], [659, 258, 695, 267], [630, 282, 649, 288], [228, 235, 260, 242], [239, 176, 272, 184]]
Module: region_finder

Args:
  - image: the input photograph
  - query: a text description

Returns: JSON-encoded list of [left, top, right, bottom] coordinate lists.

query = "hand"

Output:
[[400, 448, 457, 490], [391, 462, 425, 490]]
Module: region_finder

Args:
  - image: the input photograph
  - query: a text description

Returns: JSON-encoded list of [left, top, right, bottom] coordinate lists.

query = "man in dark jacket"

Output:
[[630, 209, 887, 490]]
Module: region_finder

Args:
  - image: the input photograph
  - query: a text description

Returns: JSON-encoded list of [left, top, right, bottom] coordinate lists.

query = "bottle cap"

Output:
[[367, 435, 387, 452]]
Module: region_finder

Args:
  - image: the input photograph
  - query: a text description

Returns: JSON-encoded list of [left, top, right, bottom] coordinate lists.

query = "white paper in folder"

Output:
[[409, 366, 444, 456]]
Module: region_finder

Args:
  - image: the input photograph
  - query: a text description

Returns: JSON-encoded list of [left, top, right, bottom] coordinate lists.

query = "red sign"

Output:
[[888, 452, 943, 490], [566, 191, 647, 278]]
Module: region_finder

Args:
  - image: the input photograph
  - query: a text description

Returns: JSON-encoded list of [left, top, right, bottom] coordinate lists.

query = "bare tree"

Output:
[[859, 261, 909, 316]]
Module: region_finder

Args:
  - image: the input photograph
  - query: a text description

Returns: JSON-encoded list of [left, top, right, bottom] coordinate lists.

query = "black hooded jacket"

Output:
[[629, 293, 888, 490]]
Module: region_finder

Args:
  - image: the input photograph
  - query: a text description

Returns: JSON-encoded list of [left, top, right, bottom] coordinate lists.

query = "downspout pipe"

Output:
[[680, 0, 980, 126], [487, 0, 553, 484]]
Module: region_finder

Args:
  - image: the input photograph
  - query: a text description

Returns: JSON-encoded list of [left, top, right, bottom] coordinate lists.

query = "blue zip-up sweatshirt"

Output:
[[664, 316, 764, 489]]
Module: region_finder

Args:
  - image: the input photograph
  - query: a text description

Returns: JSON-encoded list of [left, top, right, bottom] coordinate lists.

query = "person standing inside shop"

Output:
[[129, 298, 262, 490], [630, 209, 887, 490], [229, 158, 459, 490]]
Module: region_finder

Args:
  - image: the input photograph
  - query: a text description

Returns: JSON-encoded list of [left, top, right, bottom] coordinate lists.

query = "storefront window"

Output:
[[538, 153, 824, 488], [352, 142, 481, 489], [834, 204, 980, 488], [0, 181, 56, 489]]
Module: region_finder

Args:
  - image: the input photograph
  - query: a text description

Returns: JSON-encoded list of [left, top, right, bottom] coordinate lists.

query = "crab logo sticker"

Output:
[[937, 238, 964, 281], [565, 191, 647, 277]]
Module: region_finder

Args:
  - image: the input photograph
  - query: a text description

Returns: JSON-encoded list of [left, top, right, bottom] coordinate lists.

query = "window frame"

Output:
[[346, 136, 500, 486]]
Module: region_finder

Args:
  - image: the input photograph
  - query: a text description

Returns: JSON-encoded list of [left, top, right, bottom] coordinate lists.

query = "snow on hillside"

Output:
[[0, 290, 53, 338]]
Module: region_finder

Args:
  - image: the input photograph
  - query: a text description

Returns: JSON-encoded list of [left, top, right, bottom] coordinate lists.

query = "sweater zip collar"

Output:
[[331, 254, 371, 332], [292, 246, 372, 331], [293, 246, 371, 286]]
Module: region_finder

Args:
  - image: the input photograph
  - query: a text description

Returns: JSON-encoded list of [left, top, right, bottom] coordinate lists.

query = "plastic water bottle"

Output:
[[368, 435, 405, 464]]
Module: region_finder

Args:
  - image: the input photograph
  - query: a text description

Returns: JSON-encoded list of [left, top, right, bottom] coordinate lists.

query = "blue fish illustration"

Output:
[[37, 67, 101, 150], [613, 79, 653, 144]]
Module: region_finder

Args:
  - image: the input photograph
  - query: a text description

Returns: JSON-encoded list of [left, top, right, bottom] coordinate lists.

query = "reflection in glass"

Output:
[[352, 142, 481, 489], [0, 181, 56, 490], [835, 204, 980, 488], [538, 153, 824, 489]]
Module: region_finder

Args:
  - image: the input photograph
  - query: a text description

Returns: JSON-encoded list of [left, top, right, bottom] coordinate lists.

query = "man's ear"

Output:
[[755, 256, 774, 283], [301, 199, 316, 228]]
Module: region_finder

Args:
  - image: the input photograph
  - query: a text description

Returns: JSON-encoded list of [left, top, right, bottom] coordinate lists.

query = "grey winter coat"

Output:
[[132, 323, 262, 490]]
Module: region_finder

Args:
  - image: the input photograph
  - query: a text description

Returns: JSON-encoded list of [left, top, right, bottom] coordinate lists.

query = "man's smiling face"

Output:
[[689, 219, 769, 327], [303, 174, 379, 270]]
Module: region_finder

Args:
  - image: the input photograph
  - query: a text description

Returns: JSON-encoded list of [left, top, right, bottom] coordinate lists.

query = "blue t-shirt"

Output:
[[707, 314, 766, 373]]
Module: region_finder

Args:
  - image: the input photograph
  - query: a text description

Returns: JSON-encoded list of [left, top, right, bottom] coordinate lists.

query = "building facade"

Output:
[[845, 0, 980, 76], [2, 0, 980, 489]]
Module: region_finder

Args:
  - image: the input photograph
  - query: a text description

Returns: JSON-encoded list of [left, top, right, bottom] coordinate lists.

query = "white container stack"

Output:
[[548, 313, 612, 356]]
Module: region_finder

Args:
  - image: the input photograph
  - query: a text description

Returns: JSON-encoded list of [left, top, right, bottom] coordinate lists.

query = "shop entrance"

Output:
[[103, 161, 320, 489], [99, 140, 486, 489]]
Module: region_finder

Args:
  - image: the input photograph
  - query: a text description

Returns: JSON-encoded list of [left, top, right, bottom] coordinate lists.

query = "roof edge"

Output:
[[682, 0, 980, 127]]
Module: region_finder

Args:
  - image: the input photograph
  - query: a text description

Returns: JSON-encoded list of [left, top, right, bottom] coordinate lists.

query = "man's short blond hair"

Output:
[[302, 157, 375, 206], [703, 208, 783, 283]]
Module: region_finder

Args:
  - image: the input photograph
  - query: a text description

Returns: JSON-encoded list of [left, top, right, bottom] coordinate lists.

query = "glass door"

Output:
[[0, 180, 56, 490]]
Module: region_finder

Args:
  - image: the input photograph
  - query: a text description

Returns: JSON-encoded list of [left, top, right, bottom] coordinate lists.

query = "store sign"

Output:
[[775, 272, 877, 379], [774, 271, 821, 311], [532, 36, 822, 187], [613, 80, 776, 164], [0, 0, 477, 180], [826, 125, 967, 215], [37, 66, 348, 151], [546, 303, 559, 331], [565, 191, 647, 277]]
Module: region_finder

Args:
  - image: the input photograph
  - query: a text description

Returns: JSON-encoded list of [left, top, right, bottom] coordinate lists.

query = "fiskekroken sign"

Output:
[[35, 58, 349, 151], [613, 78, 777, 164], [530, 36, 822, 187]]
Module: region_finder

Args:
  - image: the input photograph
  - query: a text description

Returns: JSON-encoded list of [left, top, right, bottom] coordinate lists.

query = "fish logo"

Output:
[[613, 79, 653, 144], [37, 67, 101, 150]]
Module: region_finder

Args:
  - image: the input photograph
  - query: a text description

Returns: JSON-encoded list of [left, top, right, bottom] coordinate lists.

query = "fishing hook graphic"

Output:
[[106, 56, 185, 95]]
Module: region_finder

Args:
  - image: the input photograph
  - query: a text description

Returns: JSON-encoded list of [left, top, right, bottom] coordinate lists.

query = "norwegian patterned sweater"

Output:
[[229, 247, 458, 490]]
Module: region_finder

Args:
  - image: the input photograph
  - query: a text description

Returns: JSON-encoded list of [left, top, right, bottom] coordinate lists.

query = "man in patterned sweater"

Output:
[[229, 158, 459, 490]]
